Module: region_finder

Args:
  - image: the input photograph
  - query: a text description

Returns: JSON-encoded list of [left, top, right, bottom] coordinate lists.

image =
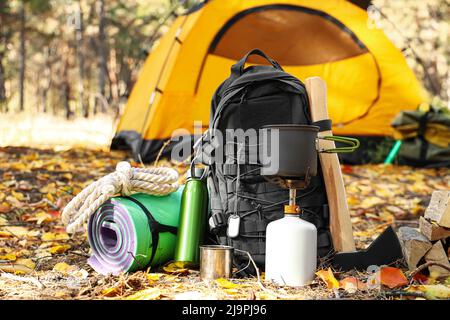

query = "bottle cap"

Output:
[[284, 205, 300, 214]]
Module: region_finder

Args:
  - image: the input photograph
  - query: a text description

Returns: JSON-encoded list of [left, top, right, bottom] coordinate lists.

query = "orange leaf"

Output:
[[339, 276, 367, 293], [412, 272, 429, 284], [316, 268, 339, 289], [0, 203, 10, 213], [380, 267, 408, 289]]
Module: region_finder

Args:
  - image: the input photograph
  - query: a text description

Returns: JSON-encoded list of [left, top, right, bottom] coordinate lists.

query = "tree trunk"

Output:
[[76, 1, 88, 117], [0, 2, 7, 112], [62, 58, 72, 120], [18, 1, 26, 112], [96, 0, 108, 114], [42, 47, 52, 113]]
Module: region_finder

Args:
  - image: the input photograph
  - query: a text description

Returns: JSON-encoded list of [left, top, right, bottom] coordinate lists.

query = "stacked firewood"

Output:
[[397, 191, 450, 277]]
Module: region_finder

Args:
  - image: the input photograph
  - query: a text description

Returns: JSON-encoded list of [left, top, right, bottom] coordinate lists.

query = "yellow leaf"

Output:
[[11, 190, 25, 201], [359, 196, 384, 209], [62, 173, 73, 180], [256, 291, 277, 300], [40, 183, 57, 194], [0, 263, 33, 274], [216, 278, 239, 289], [10, 162, 27, 171], [49, 244, 71, 254], [15, 258, 35, 270], [163, 261, 189, 275], [0, 226, 32, 238], [25, 211, 53, 224], [101, 286, 122, 297], [409, 285, 450, 300], [41, 232, 69, 241], [224, 288, 240, 295], [0, 253, 17, 261], [146, 273, 164, 282], [316, 268, 339, 290], [53, 262, 74, 274], [126, 288, 161, 300]]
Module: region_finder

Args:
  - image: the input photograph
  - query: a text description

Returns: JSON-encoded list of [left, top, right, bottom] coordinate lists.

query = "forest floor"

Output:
[[0, 146, 449, 300]]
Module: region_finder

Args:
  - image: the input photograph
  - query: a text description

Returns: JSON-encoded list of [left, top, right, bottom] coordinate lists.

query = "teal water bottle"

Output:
[[174, 167, 208, 265]]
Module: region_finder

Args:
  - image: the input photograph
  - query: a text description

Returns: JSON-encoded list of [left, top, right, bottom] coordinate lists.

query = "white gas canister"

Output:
[[265, 214, 317, 286]]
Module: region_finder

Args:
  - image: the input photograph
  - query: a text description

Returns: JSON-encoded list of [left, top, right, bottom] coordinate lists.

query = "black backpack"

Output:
[[199, 49, 333, 275]]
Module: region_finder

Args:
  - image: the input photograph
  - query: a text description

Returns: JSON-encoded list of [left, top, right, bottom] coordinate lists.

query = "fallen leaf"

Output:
[[255, 291, 278, 300], [380, 267, 408, 289], [101, 286, 122, 297], [49, 244, 71, 254], [0, 253, 17, 261], [339, 277, 367, 293], [25, 211, 54, 224], [126, 288, 161, 300], [0, 203, 11, 213], [359, 196, 384, 209], [163, 261, 189, 275], [0, 263, 34, 274], [146, 273, 164, 282], [41, 232, 69, 241], [15, 258, 35, 270], [11, 190, 25, 201], [18, 180, 32, 191], [70, 269, 89, 279], [216, 278, 239, 289], [53, 262, 76, 274], [316, 268, 339, 290], [408, 284, 450, 300], [0, 226, 34, 238]]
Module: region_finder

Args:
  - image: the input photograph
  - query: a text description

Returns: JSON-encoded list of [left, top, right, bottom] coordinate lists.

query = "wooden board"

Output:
[[424, 191, 450, 228], [397, 227, 432, 271], [305, 77, 356, 252], [419, 216, 450, 241]]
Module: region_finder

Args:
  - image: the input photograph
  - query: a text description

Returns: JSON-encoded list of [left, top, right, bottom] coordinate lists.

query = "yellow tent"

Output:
[[112, 0, 427, 161]]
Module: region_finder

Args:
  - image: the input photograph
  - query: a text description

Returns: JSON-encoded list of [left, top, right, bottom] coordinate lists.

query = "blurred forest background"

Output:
[[0, 0, 448, 147]]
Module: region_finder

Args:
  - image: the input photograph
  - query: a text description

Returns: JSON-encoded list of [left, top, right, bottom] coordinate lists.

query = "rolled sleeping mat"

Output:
[[87, 189, 183, 275]]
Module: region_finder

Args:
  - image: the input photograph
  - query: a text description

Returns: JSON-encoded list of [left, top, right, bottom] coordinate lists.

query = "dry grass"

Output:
[[0, 113, 117, 150]]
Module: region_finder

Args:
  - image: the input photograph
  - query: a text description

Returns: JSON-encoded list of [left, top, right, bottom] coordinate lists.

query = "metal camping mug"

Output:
[[199, 245, 234, 280], [260, 124, 360, 178]]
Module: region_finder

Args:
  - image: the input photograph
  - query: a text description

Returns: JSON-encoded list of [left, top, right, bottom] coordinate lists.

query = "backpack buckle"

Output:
[[208, 212, 226, 234]]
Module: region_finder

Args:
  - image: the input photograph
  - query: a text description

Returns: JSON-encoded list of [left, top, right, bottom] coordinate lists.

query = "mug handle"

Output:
[[318, 136, 360, 153]]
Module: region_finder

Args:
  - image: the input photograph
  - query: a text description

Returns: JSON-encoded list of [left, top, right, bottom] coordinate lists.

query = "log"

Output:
[[419, 216, 450, 241], [305, 77, 355, 253], [397, 227, 432, 271], [424, 191, 450, 228], [424, 241, 450, 278]]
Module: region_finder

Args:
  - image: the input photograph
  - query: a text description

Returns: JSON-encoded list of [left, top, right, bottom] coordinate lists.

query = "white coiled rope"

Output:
[[62, 161, 179, 233]]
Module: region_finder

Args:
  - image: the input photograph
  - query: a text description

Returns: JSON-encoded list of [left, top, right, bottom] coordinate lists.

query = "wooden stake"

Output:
[[305, 77, 355, 252]]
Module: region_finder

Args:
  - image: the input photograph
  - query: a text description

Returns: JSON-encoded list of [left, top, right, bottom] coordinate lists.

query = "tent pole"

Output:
[[384, 140, 402, 165]]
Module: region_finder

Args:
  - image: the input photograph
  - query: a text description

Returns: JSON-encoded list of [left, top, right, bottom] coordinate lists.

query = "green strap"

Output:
[[124, 196, 177, 265]]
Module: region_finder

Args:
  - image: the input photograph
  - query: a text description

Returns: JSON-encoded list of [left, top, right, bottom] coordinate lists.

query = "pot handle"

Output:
[[318, 136, 360, 153]]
